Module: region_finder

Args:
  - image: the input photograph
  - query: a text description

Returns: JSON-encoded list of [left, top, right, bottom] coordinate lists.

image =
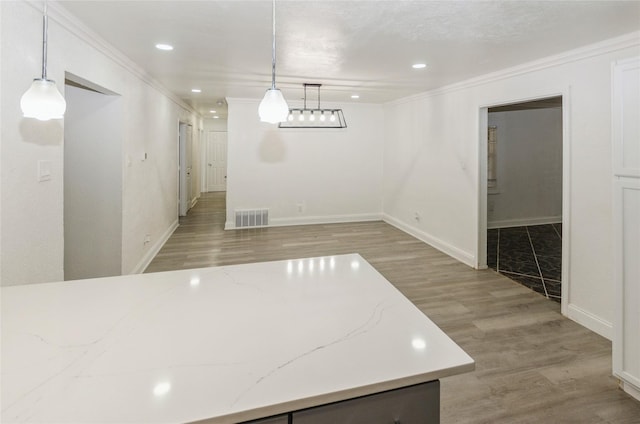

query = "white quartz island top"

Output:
[[1, 254, 474, 423]]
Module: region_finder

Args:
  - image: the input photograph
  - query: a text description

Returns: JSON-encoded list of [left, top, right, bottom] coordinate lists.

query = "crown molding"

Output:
[[225, 97, 261, 105], [388, 31, 640, 107], [28, 0, 199, 116]]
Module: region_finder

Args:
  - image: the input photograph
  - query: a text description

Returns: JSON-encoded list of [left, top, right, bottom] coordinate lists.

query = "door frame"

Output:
[[477, 89, 571, 316], [178, 122, 190, 216]]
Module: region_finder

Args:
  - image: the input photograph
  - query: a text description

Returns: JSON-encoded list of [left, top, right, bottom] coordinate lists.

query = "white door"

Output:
[[612, 57, 640, 401], [205, 131, 228, 192]]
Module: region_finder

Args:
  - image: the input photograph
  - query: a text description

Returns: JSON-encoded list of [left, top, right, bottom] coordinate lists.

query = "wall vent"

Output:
[[235, 209, 269, 228]]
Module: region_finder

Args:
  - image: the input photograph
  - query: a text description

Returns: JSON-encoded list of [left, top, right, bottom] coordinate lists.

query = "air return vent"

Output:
[[235, 209, 269, 228]]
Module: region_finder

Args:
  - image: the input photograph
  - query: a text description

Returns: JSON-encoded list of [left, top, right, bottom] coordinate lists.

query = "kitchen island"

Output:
[[1, 254, 474, 423]]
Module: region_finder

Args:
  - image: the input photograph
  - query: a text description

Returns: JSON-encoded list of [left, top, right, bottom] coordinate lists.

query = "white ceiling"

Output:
[[57, 0, 640, 118]]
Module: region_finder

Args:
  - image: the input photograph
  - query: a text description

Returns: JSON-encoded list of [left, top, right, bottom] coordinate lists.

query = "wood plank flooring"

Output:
[[146, 192, 640, 423]]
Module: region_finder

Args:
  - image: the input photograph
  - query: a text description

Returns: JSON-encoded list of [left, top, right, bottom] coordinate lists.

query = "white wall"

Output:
[[0, 1, 201, 285], [64, 84, 122, 280], [383, 33, 640, 339], [1, 2, 64, 284], [488, 107, 563, 228], [0, 0, 5, 284], [226, 99, 384, 228]]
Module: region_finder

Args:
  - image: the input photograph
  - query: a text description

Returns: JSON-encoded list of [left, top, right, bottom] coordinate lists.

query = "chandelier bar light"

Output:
[[258, 0, 289, 123], [20, 2, 66, 121], [279, 84, 347, 129]]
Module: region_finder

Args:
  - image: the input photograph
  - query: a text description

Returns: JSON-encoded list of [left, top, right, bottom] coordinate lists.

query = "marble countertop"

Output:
[[1, 254, 474, 423]]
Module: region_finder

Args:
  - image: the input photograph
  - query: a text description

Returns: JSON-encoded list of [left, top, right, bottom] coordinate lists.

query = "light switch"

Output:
[[38, 160, 52, 182]]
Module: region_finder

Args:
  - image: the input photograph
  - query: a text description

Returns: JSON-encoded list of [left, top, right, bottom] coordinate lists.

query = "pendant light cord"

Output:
[[42, 1, 49, 80], [271, 0, 276, 89]]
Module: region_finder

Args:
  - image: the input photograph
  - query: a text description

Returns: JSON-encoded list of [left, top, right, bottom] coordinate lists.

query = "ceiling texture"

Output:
[[57, 0, 640, 118]]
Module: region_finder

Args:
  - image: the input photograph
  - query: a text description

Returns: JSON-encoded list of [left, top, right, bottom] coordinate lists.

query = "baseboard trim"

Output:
[[225, 213, 383, 230], [488, 216, 562, 229], [383, 214, 475, 268], [567, 304, 613, 340], [130, 220, 179, 274], [618, 379, 640, 401]]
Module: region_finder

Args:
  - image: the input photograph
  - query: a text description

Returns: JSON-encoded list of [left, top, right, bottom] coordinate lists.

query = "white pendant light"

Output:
[[258, 87, 289, 124], [20, 2, 66, 121], [21, 79, 66, 121], [258, 0, 289, 123]]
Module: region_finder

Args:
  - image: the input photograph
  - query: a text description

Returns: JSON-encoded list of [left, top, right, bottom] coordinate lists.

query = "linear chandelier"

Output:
[[279, 84, 347, 129]]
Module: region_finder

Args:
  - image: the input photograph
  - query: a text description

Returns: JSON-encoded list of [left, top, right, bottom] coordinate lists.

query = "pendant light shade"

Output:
[[20, 2, 66, 121], [259, 88, 289, 124], [258, 0, 289, 123], [21, 79, 66, 121]]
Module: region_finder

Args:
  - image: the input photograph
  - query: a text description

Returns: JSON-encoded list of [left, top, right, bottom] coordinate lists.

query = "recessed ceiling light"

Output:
[[351, 94, 360, 99], [412, 63, 427, 69], [191, 89, 201, 93], [155, 44, 173, 51], [209, 110, 217, 113], [213, 116, 219, 119]]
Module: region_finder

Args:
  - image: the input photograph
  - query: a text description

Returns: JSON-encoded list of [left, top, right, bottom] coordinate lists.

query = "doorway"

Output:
[[480, 96, 566, 304], [64, 76, 123, 280]]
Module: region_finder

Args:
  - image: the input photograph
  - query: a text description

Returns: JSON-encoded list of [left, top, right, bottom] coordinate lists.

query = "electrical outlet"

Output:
[[297, 203, 304, 213], [414, 212, 421, 222], [144, 234, 151, 244]]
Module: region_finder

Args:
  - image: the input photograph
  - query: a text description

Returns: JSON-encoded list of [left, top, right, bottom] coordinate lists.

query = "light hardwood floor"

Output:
[[146, 192, 640, 423]]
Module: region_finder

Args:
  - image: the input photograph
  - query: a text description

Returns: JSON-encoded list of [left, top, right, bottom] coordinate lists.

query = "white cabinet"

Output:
[[612, 57, 640, 401]]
